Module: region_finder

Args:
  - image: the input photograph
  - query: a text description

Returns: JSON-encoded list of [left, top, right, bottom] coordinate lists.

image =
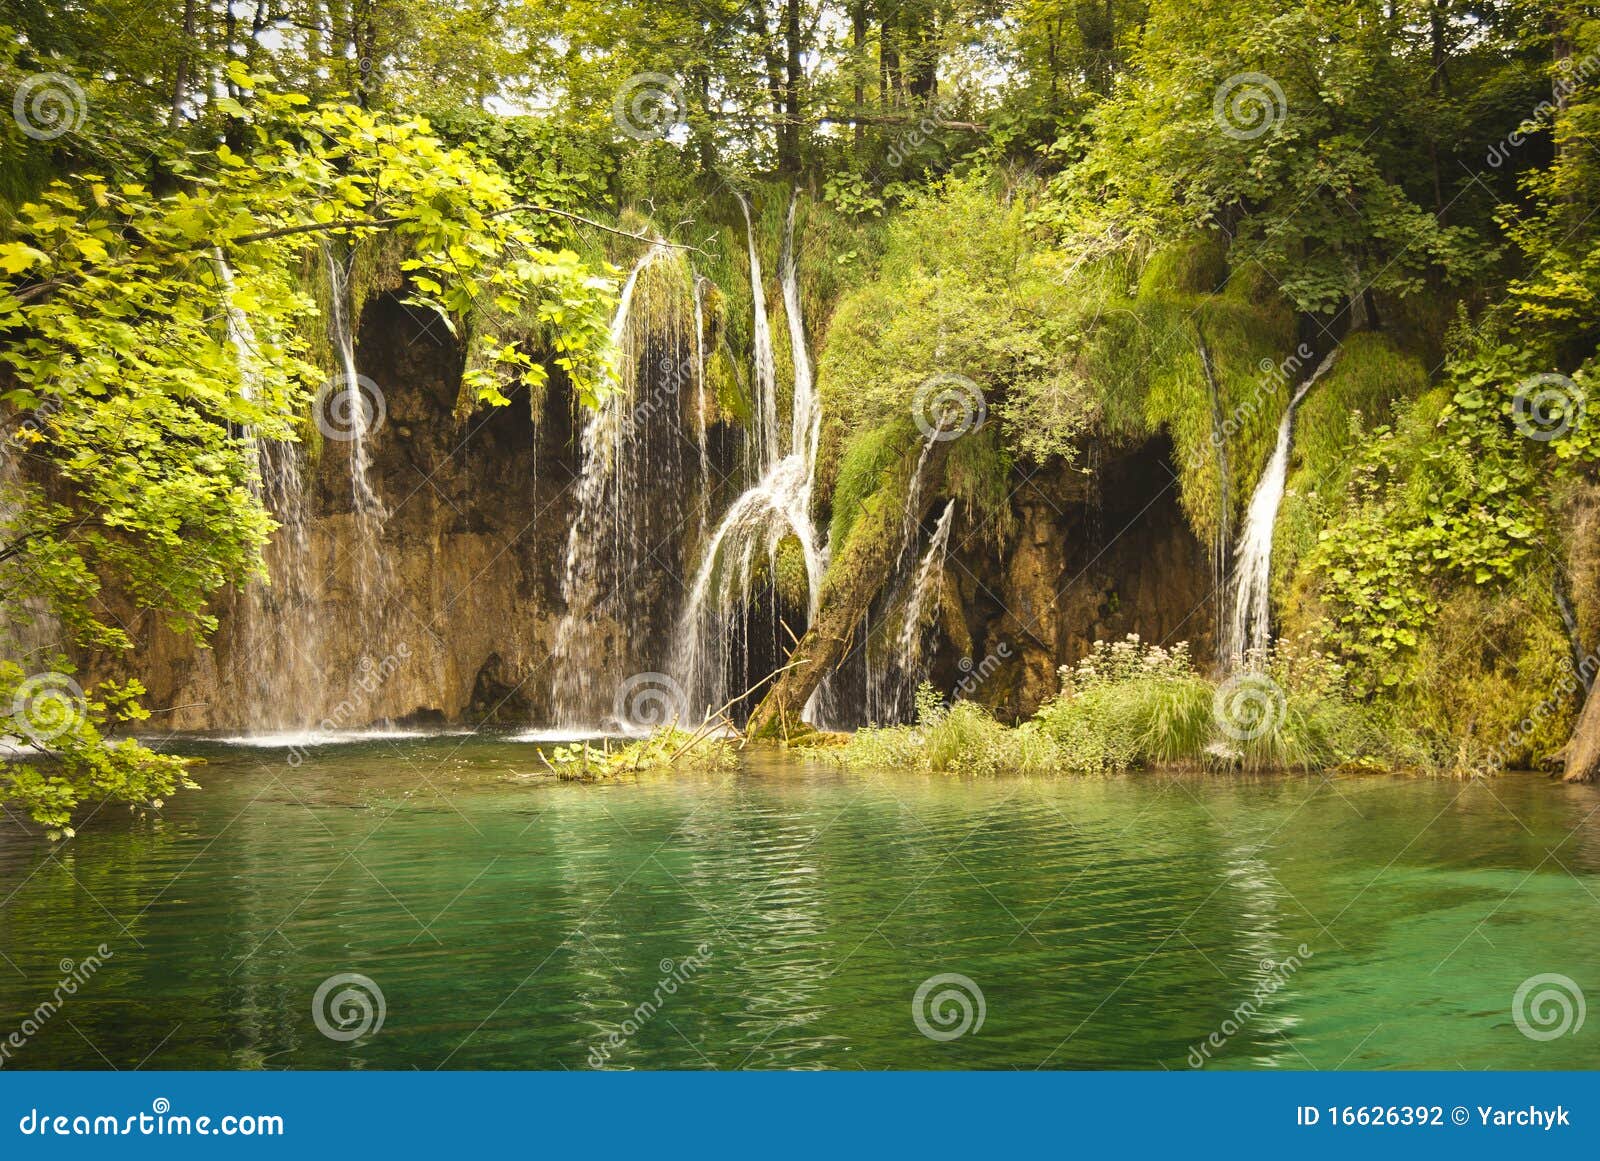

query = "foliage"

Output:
[[836, 637, 1430, 776], [817, 172, 1089, 466], [541, 729, 736, 780], [0, 660, 195, 838], [1047, 0, 1497, 321], [0, 76, 616, 826], [834, 683, 1060, 777]]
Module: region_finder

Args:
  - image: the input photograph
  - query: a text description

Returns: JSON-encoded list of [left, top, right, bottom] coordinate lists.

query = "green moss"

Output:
[[827, 420, 916, 550], [1130, 291, 1294, 551], [1137, 238, 1229, 299], [943, 424, 1015, 543], [744, 535, 812, 610], [1275, 333, 1430, 604]]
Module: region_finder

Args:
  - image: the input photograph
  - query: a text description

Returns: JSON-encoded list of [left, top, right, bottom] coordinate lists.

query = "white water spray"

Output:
[[1222, 350, 1337, 666], [738, 193, 781, 474], [894, 499, 956, 681], [672, 192, 825, 722]]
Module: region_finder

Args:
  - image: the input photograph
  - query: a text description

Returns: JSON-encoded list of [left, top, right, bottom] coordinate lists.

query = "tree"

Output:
[[1, 74, 615, 828]]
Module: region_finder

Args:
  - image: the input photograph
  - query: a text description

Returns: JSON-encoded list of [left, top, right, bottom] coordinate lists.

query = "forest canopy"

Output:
[[5, 1, 1600, 829]]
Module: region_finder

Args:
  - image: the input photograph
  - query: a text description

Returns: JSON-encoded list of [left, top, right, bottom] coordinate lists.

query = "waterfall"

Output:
[[892, 499, 956, 691], [551, 242, 695, 726], [214, 253, 318, 730], [671, 192, 825, 723], [853, 430, 944, 723], [738, 193, 780, 473], [781, 194, 819, 477], [1222, 351, 1337, 666], [322, 242, 385, 522], [692, 274, 712, 541], [320, 239, 393, 676]]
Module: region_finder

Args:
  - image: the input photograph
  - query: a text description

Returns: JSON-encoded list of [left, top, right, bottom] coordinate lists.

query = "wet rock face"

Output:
[[942, 435, 1216, 720], [112, 298, 1211, 733], [110, 293, 584, 732]]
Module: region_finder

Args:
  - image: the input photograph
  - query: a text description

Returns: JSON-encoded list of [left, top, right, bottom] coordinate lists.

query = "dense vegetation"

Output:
[[4, 1, 1600, 828]]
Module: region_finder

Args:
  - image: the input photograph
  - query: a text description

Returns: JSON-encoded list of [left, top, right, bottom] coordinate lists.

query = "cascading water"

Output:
[[692, 274, 712, 541], [551, 242, 696, 726], [739, 193, 781, 474], [323, 242, 385, 523], [852, 429, 944, 724], [319, 239, 395, 688], [1222, 351, 1337, 666], [214, 254, 319, 730], [890, 498, 956, 699], [780, 195, 819, 476], [671, 192, 825, 723]]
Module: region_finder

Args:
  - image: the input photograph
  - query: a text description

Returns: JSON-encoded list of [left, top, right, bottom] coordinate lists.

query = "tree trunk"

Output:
[[169, 0, 197, 129], [781, 0, 804, 173], [851, 1, 867, 153], [1563, 689, 1600, 781], [753, 2, 791, 172], [747, 438, 952, 737]]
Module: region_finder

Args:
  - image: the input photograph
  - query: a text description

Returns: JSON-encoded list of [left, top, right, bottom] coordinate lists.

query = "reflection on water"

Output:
[[1, 737, 1597, 1070]]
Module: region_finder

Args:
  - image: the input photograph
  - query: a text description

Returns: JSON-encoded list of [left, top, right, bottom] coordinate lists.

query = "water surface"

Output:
[[1, 736, 1597, 1070]]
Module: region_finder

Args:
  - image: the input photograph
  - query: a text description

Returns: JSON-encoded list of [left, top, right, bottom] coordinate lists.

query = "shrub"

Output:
[[831, 635, 1436, 776]]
